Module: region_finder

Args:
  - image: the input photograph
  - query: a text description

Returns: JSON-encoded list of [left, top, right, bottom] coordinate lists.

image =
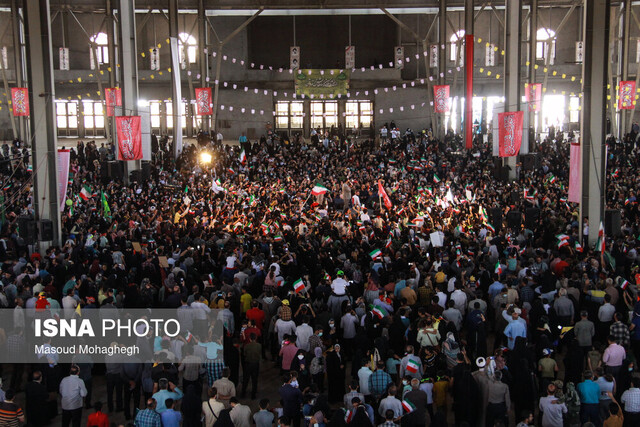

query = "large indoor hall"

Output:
[[0, 1, 638, 427]]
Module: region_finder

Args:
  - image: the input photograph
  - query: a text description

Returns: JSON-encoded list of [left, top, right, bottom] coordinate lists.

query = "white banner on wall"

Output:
[[394, 46, 404, 69], [290, 46, 300, 70], [429, 44, 439, 68], [575, 41, 584, 63], [345, 46, 355, 69], [485, 44, 495, 67], [150, 48, 160, 71], [59, 47, 69, 70]]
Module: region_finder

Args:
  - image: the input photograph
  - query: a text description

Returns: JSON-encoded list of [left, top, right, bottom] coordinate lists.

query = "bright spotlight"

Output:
[[200, 152, 212, 164]]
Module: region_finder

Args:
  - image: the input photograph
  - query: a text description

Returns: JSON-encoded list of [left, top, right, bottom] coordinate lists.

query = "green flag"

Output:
[[101, 190, 111, 217]]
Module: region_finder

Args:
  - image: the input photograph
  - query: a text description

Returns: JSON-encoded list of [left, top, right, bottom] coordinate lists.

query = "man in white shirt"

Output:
[[538, 384, 567, 427], [295, 318, 313, 351], [358, 364, 373, 399], [59, 365, 88, 427], [330, 271, 349, 296]]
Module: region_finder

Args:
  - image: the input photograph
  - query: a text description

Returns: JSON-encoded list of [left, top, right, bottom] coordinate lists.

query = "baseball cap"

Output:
[[282, 299, 290, 306], [476, 357, 486, 368], [542, 348, 551, 356], [337, 270, 344, 276]]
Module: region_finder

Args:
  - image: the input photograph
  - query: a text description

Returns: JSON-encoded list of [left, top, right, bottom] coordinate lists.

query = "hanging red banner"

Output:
[[195, 87, 213, 115], [618, 81, 636, 110], [498, 111, 524, 157], [525, 83, 542, 112], [568, 140, 581, 203], [11, 87, 29, 117], [433, 85, 450, 114], [464, 34, 474, 149], [116, 116, 142, 161], [105, 87, 122, 117]]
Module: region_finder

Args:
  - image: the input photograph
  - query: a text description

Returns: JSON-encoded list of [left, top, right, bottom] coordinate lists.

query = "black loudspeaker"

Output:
[[605, 210, 621, 237], [17, 216, 38, 243], [510, 191, 521, 204], [141, 161, 151, 181], [100, 161, 109, 178], [525, 207, 541, 229], [522, 154, 540, 171], [108, 161, 124, 181], [490, 208, 502, 231], [40, 219, 54, 241], [130, 170, 141, 183], [507, 210, 522, 229]]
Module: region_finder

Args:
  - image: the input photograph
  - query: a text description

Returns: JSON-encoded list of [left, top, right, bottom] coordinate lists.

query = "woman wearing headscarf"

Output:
[[441, 332, 460, 370], [326, 344, 345, 403], [563, 338, 584, 387], [310, 347, 326, 392], [507, 336, 537, 418], [290, 349, 311, 391], [181, 384, 202, 427], [363, 275, 379, 306]]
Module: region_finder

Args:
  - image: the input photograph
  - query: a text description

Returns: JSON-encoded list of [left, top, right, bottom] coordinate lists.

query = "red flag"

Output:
[[464, 34, 474, 149], [378, 180, 392, 210], [498, 111, 524, 157], [525, 83, 542, 112], [568, 140, 581, 203], [195, 87, 213, 115], [618, 81, 636, 110], [116, 116, 142, 160], [433, 85, 450, 113], [105, 88, 122, 117], [11, 88, 29, 116]]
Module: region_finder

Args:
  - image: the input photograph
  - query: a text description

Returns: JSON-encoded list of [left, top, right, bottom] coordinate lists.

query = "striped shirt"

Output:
[[0, 401, 24, 427]]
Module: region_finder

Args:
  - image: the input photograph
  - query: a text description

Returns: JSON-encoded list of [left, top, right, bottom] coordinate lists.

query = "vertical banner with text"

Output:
[[116, 116, 143, 161], [195, 88, 213, 115], [345, 46, 355, 69], [498, 111, 524, 157], [618, 81, 636, 110], [105, 88, 122, 117], [11, 87, 29, 116], [465, 34, 474, 149], [568, 140, 581, 203], [525, 83, 542, 112], [433, 85, 450, 114]]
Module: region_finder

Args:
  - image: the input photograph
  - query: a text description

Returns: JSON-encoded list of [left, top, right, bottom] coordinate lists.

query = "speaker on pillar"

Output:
[[490, 208, 502, 231], [525, 207, 541, 229], [522, 154, 540, 171], [605, 210, 621, 237], [108, 161, 124, 181], [40, 220, 54, 241], [100, 161, 109, 178], [17, 216, 38, 243], [507, 210, 521, 229], [130, 170, 141, 183], [141, 161, 151, 181], [510, 191, 521, 204]]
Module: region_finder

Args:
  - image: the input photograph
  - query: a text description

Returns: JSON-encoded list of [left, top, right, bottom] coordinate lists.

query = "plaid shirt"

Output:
[[308, 334, 324, 353], [134, 409, 161, 427], [621, 387, 640, 413], [519, 285, 535, 304], [610, 321, 630, 347], [368, 370, 392, 397], [205, 361, 224, 387], [280, 305, 292, 321], [378, 422, 399, 427]]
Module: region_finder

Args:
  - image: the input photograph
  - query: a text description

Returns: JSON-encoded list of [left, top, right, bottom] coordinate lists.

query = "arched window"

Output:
[[450, 30, 465, 63], [536, 28, 556, 63], [90, 32, 109, 69], [178, 32, 197, 69]]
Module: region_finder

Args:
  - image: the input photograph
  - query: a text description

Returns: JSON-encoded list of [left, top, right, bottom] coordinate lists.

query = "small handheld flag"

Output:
[[312, 185, 328, 196], [293, 278, 305, 293]]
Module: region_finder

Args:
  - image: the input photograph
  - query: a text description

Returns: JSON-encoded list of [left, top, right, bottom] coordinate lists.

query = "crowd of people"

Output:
[[0, 124, 639, 427]]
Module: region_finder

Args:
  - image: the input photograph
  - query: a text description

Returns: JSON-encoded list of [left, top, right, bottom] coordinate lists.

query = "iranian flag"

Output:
[[293, 278, 305, 293], [227, 167, 235, 175], [185, 331, 194, 343], [620, 279, 630, 290], [558, 239, 570, 249], [596, 221, 606, 252], [372, 305, 388, 319], [486, 223, 496, 233], [239, 149, 246, 164], [575, 241, 583, 253], [276, 278, 284, 287], [79, 185, 92, 201], [406, 358, 420, 374], [369, 249, 382, 260], [495, 262, 502, 275], [556, 234, 570, 242], [208, 273, 215, 285], [385, 238, 392, 248], [433, 174, 441, 183], [402, 400, 416, 413], [312, 185, 328, 196], [274, 235, 283, 242], [378, 180, 392, 209]]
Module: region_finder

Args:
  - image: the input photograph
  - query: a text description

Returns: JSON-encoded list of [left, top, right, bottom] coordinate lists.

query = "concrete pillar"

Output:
[[528, 0, 538, 142], [168, 0, 182, 158], [198, 0, 210, 133], [619, 0, 631, 136], [437, 0, 447, 139], [23, 0, 61, 246], [504, 0, 522, 179], [117, 0, 140, 179], [11, 0, 26, 141], [580, 0, 610, 246]]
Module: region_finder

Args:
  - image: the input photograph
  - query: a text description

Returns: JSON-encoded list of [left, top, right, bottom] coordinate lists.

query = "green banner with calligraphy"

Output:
[[295, 69, 350, 98]]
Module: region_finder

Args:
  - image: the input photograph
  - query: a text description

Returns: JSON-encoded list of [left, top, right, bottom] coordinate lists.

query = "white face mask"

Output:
[[402, 380, 408, 385], [297, 354, 304, 360], [291, 380, 299, 388]]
